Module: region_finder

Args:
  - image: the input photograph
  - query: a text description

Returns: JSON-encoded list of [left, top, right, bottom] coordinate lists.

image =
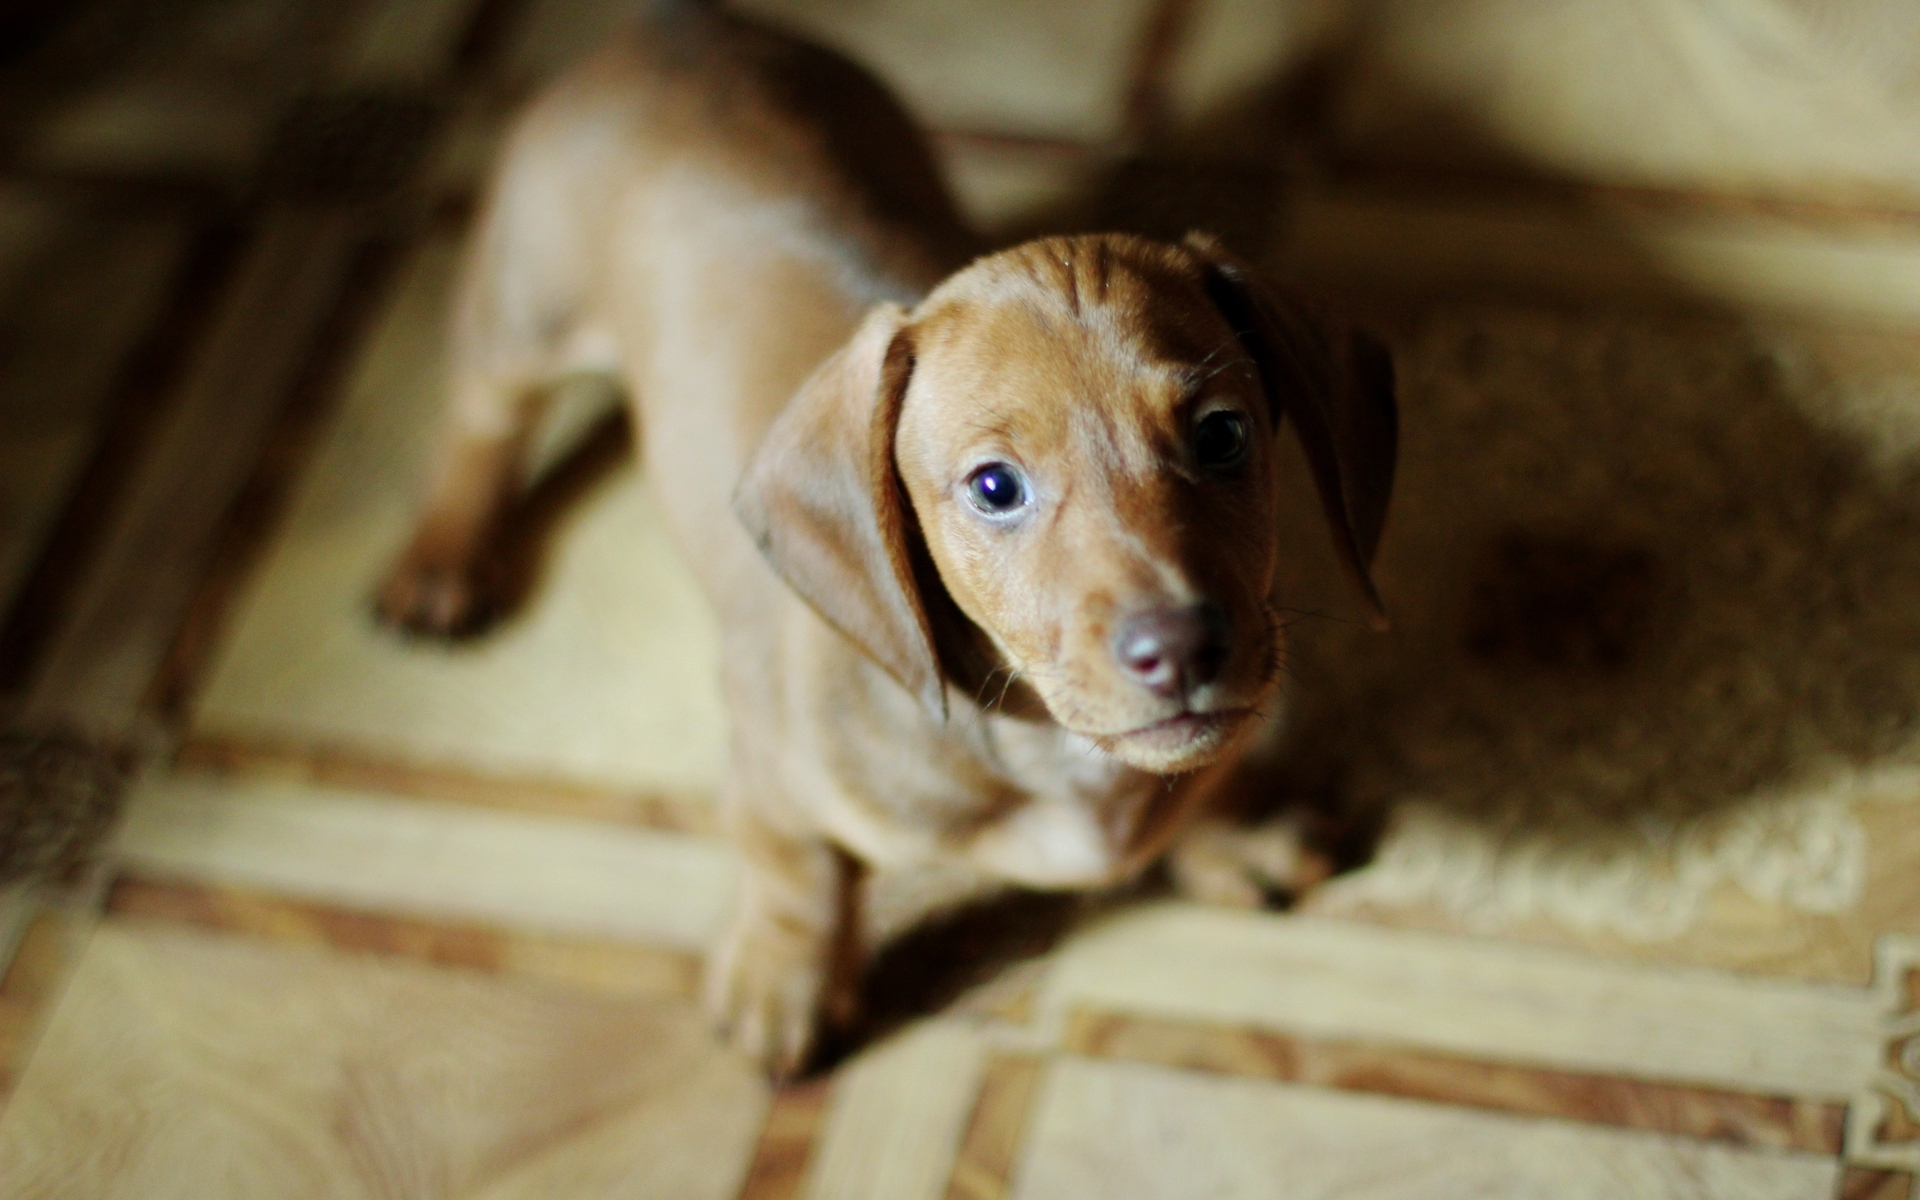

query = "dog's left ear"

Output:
[[1184, 232, 1398, 629], [734, 303, 950, 717]]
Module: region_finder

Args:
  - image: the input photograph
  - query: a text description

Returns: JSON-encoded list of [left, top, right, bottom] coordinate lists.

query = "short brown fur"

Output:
[[378, 4, 1395, 1075]]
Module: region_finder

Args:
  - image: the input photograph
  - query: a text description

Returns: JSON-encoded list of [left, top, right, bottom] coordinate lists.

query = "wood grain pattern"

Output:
[[804, 1022, 985, 1200], [1039, 905, 1882, 1100], [114, 772, 736, 949], [105, 875, 702, 999], [944, 1055, 1045, 1200], [0, 923, 770, 1200], [175, 732, 716, 833], [1065, 1009, 1846, 1153], [737, 1080, 833, 1200], [1013, 1056, 1840, 1200]]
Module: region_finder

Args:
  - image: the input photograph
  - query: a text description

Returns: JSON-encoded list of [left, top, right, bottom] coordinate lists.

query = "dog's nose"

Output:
[[1113, 603, 1232, 699]]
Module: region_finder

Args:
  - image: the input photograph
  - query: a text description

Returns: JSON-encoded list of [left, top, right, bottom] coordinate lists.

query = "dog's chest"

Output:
[[952, 719, 1165, 886]]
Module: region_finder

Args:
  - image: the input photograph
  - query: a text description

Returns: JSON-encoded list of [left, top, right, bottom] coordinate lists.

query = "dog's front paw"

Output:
[[374, 532, 501, 638], [1168, 817, 1332, 909], [703, 906, 834, 1080]]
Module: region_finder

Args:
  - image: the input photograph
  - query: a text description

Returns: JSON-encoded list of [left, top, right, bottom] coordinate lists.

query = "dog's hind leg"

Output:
[[376, 140, 613, 637]]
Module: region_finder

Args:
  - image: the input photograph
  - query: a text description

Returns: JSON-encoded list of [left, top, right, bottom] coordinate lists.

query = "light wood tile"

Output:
[[805, 1021, 984, 1200], [189, 232, 729, 801], [1064, 1010, 1845, 1153], [0, 922, 769, 1200], [737, 0, 1164, 144], [1011, 1057, 1839, 1200], [1327, 0, 1920, 211], [1036, 905, 1881, 1100], [113, 771, 737, 949], [105, 875, 702, 999]]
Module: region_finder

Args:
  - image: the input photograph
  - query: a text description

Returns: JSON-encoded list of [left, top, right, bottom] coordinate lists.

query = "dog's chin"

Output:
[[1099, 709, 1255, 775]]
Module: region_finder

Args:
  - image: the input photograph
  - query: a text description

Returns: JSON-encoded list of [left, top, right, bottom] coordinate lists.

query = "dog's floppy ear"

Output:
[[734, 303, 948, 716], [1184, 232, 1398, 629]]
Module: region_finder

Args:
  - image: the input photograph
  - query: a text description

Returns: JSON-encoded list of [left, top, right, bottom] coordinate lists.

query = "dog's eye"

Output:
[[1194, 410, 1249, 470], [966, 463, 1027, 514]]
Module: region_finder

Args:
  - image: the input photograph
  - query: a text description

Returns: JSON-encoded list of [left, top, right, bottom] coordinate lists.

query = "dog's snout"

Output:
[[1113, 603, 1232, 699]]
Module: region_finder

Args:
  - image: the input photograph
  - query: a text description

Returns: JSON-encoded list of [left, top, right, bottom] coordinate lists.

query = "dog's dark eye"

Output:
[[1194, 410, 1249, 470], [966, 463, 1027, 514]]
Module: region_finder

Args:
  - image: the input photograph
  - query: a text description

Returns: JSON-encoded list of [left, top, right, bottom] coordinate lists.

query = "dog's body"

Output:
[[380, 3, 1395, 1074]]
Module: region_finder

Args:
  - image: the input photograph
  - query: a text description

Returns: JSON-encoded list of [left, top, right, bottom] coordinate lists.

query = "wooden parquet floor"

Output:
[[3, 0, 1920, 1196]]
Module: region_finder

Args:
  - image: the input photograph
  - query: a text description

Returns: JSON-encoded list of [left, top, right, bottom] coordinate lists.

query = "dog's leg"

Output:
[[375, 364, 554, 637], [704, 806, 864, 1078], [1168, 814, 1333, 909]]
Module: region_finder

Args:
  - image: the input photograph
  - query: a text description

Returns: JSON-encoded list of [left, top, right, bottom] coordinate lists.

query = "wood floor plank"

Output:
[[0, 214, 240, 693], [1064, 1009, 1846, 1153], [0, 922, 769, 1199], [174, 732, 715, 833], [187, 232, 727, 804], [1037, 905, 1883, 1101], [19, 208, 367, 728], [944, 1054, 1046, 1200], [1011, 1057, 1840, 1200], [737, 1080, 833, 1200], [112, 771, 736, 949], [804, 1022, 985, 1200], [105, 875, 701, 999]]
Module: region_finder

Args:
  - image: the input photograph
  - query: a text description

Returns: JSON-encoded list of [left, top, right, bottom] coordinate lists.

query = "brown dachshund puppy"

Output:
[[378, 2, 1395, 1076]]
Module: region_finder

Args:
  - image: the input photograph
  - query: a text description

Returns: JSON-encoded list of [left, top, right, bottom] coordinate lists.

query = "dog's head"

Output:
[[736, 233, 1396, 774]]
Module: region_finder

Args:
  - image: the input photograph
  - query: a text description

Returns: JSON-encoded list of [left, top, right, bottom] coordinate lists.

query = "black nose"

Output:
[[1113, 603, 1233, 699]]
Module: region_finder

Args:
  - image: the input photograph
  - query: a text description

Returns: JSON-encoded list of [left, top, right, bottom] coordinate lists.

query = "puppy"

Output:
[[378, 2, 1396, 1076]]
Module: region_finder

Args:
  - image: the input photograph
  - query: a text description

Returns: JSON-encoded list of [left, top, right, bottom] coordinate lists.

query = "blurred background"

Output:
[[1, 0, 1918, 1196]]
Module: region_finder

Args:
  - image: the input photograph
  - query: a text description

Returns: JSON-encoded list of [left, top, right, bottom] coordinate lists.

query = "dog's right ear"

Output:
[[1184, 232, 1398, 630], [734, 303, 949, 717]]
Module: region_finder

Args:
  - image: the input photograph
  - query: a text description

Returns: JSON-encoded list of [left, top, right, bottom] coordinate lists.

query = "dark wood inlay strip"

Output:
[[1065, 1009, 1847, 1155], [0, 901, 80, 1104], [944, 1053, 1046, 1200], [0, 219, 247, 694], [1835, 1166, 1914, 1200], [173, 734, 717, 833], [736, 1078, 833, 1200], [932, 128, 1111, 160], [105, 874, 701, 998]]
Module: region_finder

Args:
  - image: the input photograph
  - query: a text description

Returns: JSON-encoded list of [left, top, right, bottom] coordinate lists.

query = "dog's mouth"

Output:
[[1093, 707, 1254, 771]]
